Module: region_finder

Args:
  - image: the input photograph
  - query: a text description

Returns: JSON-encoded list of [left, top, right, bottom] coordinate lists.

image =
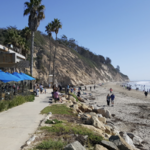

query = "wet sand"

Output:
[[81, 82, 150, 150]]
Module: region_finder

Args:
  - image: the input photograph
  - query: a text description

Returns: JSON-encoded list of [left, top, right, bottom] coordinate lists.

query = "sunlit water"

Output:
[[126, 80, 150, 91]]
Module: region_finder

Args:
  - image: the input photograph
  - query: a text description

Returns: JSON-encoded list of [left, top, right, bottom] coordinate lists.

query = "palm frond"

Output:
[[24, 8, 30, 16], [38, 12, 45, 20], [37, 5, 45, 12], [24, 2, 30, 7]]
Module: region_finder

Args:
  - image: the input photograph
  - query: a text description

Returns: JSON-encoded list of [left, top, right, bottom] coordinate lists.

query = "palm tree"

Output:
[[24, 0, 45, 76], [21, 27, 31, 41], [51, 18, 62, 85], [45, 23, 53, 75]]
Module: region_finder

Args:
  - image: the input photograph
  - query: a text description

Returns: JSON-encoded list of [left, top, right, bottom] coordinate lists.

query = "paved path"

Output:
[[0, 89, 52, 150]]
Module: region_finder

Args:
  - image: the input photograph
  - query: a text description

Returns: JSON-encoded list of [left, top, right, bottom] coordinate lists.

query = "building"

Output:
[[0, 44, 26, 68]]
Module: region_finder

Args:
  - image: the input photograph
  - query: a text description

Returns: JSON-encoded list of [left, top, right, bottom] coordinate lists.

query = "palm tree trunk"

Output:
[[53, 34, 57, 85], [30, 31, 34, 89], [30, 31, 34, 76], [49, 36, 51, 75]]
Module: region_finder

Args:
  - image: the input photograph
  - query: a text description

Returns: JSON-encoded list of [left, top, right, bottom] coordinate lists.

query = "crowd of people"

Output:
[[121, 84, 149, 98]]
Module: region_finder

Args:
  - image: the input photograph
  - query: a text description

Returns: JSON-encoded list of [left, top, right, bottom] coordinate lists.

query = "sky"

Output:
[[0, 0, 150, 80]]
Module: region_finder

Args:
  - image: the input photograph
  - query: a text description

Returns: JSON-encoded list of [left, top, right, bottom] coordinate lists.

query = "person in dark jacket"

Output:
[[106, 94, 110, 106], [144, 91, 148, 97], [77, 90, 81, 97]]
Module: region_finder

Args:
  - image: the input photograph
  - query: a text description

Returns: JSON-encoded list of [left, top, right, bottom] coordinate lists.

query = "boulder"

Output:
[[81, 124, 104, 137], [105, 125, 112, 134], [72, 110, 77, 114], [133, 135, 143, 145], [90, 112, 97, 117], [78, 97, 85, 102], [112, 129, 119, 136], [79, 104, 89, 112], [75, 135, 88, 146], [70, 96, 77, 103], [64, 103, 71, 108], [119, 132, 135, 148], [91, 116, 106, 131], [68, 100, 73, 105], [89, 105, 94, 110], [65, 95, 68, 99], [104, 133, 111, 139], [97, 114, 103, 117], [87, 107, 92, 112], [105, 110, 111, 118], [127, 133, 143, 145], [101, 140, 119, 150], [127, 133, 134, 140], [94, 144, 108, 150], [109, 135, 134, 150], [97, 108, 111, 118], [73, 104, 78, 110], [97, 108, 106, 116], [64, 141, 86, 150], [76, 109, 82, 113], [62, 97, 67, 102], [106, 121, 115, 129], [77, 102, 82, 108], [81, 114, 92, 124], [98, 116, 106, 124]]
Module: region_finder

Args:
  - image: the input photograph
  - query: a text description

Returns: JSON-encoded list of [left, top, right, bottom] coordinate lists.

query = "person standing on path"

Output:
[[94, 85, 96, 89], [106, 94, 110, 106], [67, 84, 70, 94], [111, 93, 115, 107]]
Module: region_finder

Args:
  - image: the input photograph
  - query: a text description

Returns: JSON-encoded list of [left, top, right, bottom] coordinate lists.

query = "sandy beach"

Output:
[[81, 82, 150, 150]]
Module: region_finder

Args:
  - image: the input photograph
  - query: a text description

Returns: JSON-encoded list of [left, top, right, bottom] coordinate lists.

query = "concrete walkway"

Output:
[[0, 89, 52, 150]]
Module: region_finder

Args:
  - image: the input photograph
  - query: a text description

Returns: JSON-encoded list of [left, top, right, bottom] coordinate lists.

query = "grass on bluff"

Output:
[[36, 139, 66, 150], [41, 104, 73, 115], [41, 122, 103, 145]]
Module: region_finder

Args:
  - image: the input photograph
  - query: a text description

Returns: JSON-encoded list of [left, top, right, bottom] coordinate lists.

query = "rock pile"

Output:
[[62, 95, 142, 150]]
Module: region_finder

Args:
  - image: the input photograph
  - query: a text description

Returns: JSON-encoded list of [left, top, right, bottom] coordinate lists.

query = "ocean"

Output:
[[126, 80, 150, 91]]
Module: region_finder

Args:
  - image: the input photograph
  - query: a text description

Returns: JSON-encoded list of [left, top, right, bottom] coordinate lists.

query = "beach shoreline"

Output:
[[81, 82, 150, 150]]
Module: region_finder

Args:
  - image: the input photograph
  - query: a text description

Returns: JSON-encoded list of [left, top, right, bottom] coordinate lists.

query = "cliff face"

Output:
[[27, 38, 129, 86]]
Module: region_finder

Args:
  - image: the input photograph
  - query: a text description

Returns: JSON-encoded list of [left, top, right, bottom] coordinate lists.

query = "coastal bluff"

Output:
[[27, 35, 129, 85]]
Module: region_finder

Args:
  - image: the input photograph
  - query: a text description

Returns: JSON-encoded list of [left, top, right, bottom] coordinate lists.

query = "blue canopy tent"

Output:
[[0, 70, 21, 83], [20, 73, 35, 80], [12, 72, 24, 81], [5, 72, 22, 82], [20, 73, 31, 80]]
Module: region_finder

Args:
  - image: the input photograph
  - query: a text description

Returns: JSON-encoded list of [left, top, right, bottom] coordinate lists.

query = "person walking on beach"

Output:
[[77, 90, 81, 97], [110, 88, 112, 93], [106, 94, 111, 106], [73, 87, 76, 94], [94, 85, 96, 90], [144, 91, 148, 97], [90, 86, 92, 91], [111, 93, 115, 107]]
